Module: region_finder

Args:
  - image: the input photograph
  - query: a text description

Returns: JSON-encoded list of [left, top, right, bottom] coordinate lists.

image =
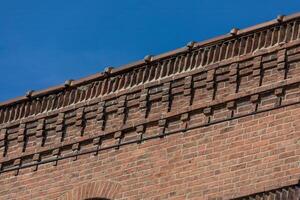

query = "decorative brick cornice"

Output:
[[1, 51, 300, 173], [1, 14, 300, 174], [0, 13, 300, 124]]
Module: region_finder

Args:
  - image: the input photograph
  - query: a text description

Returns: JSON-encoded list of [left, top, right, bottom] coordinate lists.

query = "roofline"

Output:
[[1, 12, 300, 108]]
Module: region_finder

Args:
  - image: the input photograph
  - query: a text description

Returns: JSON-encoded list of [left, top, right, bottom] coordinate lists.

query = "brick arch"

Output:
[[57, 180, 121, 200]]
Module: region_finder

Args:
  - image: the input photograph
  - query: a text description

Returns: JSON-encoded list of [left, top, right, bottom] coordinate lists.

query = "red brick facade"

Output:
[[0, 13, 300, 200]]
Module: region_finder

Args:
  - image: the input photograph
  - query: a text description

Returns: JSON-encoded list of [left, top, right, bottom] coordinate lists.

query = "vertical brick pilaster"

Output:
[[181, 76, 192, 130], [117, 95, 127, 129], [96, 101, 106, 131], [206, 69, 216, 100], [139, 89, 149, 118], [17, 124, 26, 152], [36, 119, 45, 147], [229, 63, 239, 93], [183, 76, 193, 107], [75, 107, 85, 136], [277, 49, 287, 79], [252, 56, 263, 86], [55, 113, 65, 143], [0, 128, 7, 157], [161, 82, 171, 113]]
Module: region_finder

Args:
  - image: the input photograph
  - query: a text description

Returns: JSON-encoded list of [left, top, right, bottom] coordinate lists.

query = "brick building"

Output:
[[0, 13, 300, 200]]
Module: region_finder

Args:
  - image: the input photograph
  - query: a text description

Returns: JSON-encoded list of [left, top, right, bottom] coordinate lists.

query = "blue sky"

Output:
[[0, 0, 299, 102]]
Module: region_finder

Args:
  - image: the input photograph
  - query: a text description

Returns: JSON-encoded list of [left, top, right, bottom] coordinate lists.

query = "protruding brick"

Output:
[[114, 131, 122, 139], [275, 88, 284, 96], [181, 113, 189, 121], [203, 107, 212, 115], [33, 154, 40, 161], [72, 143, 80, 151], [227, 101, 236, 109], [250, 94, 260, 103]]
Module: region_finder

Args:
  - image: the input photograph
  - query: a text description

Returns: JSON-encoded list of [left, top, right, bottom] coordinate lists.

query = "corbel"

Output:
[[158, 119, 167, 138], [31, 153, 40, 171], [13, 158, 21, 176], [96, 101, 106, 131], [93, 137, 101, 156], [180, 113, 189, 131], [250, 94, 260, 103], [226, 101, 236, 118], [136, 125, 145, 143], [203, 107, 212, 124], [114, 131, 123, 149], [72, 143, 80, 161], [274, 87, 284, 96], [250, 94, 260, 112], [274, 87, 284, 107], [52, 148, 60, 166]]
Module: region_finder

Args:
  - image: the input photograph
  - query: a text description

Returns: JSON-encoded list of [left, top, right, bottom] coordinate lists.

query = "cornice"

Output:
[[0, 13, 299, 125]]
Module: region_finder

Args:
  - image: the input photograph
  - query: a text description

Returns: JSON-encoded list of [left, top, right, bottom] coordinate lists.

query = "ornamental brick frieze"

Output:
[[1, 47, 300, 173], [0, 16, 300, 175], [0, 17, 299, 124]]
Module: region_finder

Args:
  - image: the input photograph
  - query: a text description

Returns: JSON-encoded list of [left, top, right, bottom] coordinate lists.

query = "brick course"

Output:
[[0, 13, 300, 200]]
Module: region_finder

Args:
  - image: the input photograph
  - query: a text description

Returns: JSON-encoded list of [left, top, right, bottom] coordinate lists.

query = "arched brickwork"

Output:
[[57, 181, 121, 200]]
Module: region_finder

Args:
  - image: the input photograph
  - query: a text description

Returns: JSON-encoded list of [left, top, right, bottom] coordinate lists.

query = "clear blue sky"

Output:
[[0, 0, 299, 102]]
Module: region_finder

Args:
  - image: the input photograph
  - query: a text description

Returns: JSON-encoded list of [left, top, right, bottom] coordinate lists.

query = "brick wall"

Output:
[[0, 14, 300, 200]]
